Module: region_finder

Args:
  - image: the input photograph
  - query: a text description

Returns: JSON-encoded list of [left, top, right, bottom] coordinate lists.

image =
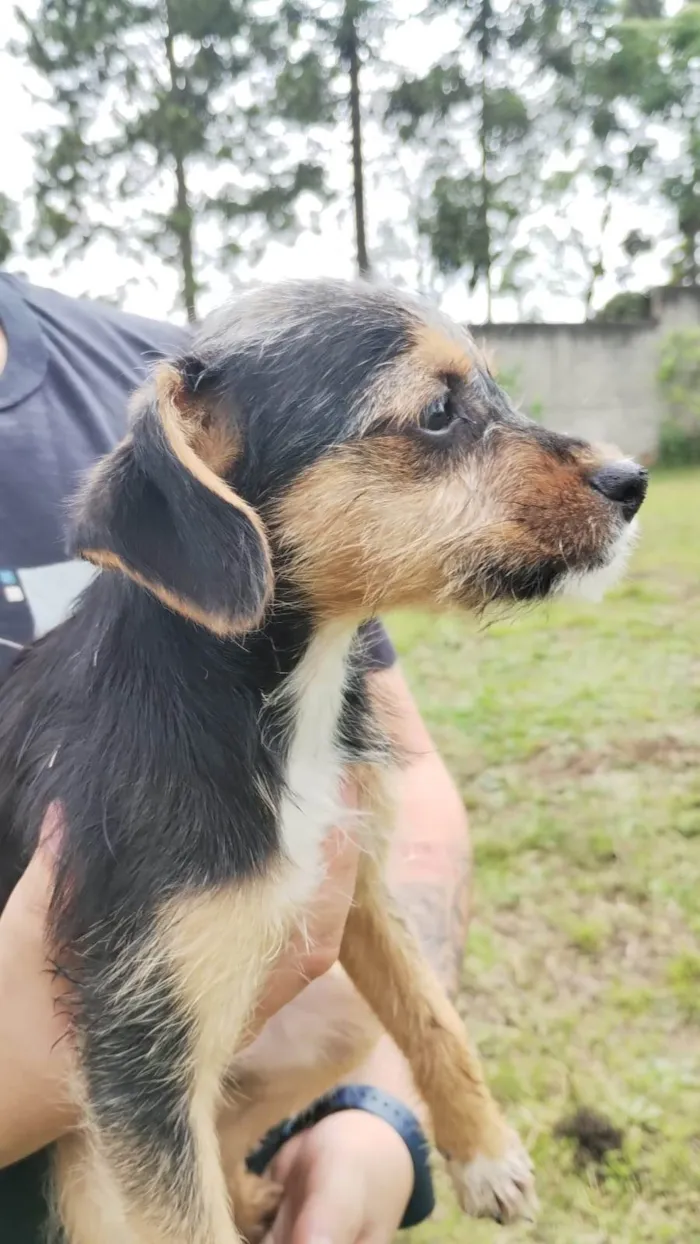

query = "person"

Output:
[[0, 272, 472, 1244]]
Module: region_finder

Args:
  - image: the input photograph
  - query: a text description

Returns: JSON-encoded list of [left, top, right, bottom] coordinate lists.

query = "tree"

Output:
[[572, 1, 700, 288], [639, 3, 700, 285], [513, 0, 665, 315], [595, 289, 651, 320], [387, 1, 547, 321], [14, 0, 327, 320], [384, 2, 627, 320], [271, 0, 393, 276], [0, 194, 18, 266]]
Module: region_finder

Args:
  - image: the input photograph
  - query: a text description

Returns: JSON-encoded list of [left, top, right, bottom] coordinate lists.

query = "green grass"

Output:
[[388, 470, 700, 1244]]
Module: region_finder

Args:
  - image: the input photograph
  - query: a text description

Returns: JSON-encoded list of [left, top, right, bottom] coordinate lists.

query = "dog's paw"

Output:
[[231, 1165, 283, 1244], [447, 1131, 538, 1224]]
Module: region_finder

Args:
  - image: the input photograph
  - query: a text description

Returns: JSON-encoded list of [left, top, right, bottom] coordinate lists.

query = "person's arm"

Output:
[[380, 662, 472, 998], [264, 662, 471, 1244]]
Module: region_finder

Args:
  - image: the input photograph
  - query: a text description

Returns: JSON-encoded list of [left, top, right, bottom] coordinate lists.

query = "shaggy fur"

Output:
[[0, 279, 647, 1242]]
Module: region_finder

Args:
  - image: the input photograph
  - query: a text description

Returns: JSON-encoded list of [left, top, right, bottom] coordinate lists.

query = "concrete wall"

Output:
[[473, 287, 700, 462]]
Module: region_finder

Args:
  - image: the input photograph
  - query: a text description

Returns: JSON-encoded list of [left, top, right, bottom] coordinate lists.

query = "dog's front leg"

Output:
[[339, 853, 537, 1224]]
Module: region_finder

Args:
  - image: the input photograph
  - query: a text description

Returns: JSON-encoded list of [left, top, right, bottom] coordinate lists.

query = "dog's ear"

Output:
[[70, 362, 273, 636]]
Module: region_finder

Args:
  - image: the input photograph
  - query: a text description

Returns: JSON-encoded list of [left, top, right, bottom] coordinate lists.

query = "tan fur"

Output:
[[340, 854, 509, 1162], [79, 548, 251, 637], [273, 443, 493, 617], [411, 323, 473, 380], [227, 1167, 283, 1244], [274, 419, 626, 625], [49, 284, 635, 1239], [208, 762, 520, 1239], [153, 365, 247, 516], [340, 764, 509, 1162], [360, 328, 471, 433], [52, 881, 294, 1244]]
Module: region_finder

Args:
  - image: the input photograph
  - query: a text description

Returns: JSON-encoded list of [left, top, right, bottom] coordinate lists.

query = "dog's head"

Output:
[[71, 279, 647, 634]]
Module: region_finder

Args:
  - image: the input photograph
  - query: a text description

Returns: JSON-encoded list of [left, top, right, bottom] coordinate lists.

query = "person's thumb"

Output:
[[2, 802, 63, 926]]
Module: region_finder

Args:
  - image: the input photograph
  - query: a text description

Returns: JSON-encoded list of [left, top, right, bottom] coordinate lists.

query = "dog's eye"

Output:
[[420, 394, 456, 434]]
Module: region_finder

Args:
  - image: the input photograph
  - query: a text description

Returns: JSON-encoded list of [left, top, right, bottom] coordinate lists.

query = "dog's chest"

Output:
[[275, 624, 356, 904]]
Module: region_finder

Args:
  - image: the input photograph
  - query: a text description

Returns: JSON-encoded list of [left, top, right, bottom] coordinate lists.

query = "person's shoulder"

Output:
[[1, 272, 189, 363]]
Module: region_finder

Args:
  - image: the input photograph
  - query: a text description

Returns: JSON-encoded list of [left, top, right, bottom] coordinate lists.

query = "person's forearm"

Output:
[[370, 663, 472, 999], [386, 750, 471, 1000]]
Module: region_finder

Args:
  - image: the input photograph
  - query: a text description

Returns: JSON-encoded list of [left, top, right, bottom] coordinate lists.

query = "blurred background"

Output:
[[2, 1, 700, 467], [1, 2, 699, 1240]]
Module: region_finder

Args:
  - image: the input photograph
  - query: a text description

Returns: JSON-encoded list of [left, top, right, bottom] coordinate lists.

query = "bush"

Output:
[[596, 291, 652, 323], [657, 328, 700, 466], [492, 363, 544, 422]]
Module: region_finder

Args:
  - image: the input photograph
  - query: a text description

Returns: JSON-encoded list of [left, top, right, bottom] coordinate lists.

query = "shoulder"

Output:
[[1, 274, 189, 374]]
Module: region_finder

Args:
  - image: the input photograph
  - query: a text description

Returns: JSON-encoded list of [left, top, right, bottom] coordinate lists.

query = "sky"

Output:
[[0, 1, 679, 327]]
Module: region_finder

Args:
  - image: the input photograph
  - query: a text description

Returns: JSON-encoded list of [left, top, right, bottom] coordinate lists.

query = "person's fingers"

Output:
[[262, 1112, 413, 1244], [263, 1147, 364, 1244]]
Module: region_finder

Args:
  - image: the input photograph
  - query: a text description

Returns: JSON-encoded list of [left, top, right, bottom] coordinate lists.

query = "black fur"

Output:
[[0, 569, 378, 1225], [185, 297, 410, 502], [0, 278, 630, 1240], [69, 396, 271, 632], [0, 285, 419, 1234], [0, 578, 377, 930]]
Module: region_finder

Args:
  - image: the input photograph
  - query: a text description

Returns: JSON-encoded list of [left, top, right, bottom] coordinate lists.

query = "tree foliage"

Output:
[[387, 1, 547, 319], [572, 2, 700, 289], [0, 194, 17, 265], [7, 0, 700, 320], [271, 0, 394, 274], [15, 0, 327, 319]]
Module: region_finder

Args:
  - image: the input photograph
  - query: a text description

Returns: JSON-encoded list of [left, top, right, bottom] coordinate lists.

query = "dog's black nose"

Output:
[[589, 462, 648, 521]]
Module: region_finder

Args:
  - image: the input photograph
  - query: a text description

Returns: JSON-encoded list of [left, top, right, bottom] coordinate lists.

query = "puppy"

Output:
[[0, 279, 647, 1243]]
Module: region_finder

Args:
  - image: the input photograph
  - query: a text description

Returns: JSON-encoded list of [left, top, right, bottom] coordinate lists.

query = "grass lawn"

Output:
[[388, 469, 700, 1244]]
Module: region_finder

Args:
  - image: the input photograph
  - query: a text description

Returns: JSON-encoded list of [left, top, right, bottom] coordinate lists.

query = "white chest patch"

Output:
[[274, 622, 358, 911]]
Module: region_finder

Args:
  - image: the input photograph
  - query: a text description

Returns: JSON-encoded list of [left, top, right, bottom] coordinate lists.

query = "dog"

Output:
[[0, 278, 647, 1243]]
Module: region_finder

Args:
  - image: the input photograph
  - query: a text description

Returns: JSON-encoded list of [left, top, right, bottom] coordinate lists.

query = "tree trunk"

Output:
[[164, 3, 197, 322], [478, 0, 492, 322], [173, 156, 197, 323], [347, 14, 370, 276]]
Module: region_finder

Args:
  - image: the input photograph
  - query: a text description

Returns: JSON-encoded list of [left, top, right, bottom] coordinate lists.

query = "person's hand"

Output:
[[263, 1110, 413, 1244], [0, 799, 361, 1168], [0, 805, 76, 1166]]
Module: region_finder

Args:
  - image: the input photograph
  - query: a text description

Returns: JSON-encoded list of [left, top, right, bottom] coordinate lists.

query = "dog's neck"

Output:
[[85, 572, 371, 770]]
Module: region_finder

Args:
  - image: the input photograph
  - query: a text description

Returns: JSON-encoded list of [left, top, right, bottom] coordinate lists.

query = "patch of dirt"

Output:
[[460, 895, 697, 1030], [554, 1107, 624, 1166], [524, 735, 700, 780]]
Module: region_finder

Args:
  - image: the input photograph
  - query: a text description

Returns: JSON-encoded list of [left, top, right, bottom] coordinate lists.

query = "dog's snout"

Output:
[[589, 462, 648, 521]]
